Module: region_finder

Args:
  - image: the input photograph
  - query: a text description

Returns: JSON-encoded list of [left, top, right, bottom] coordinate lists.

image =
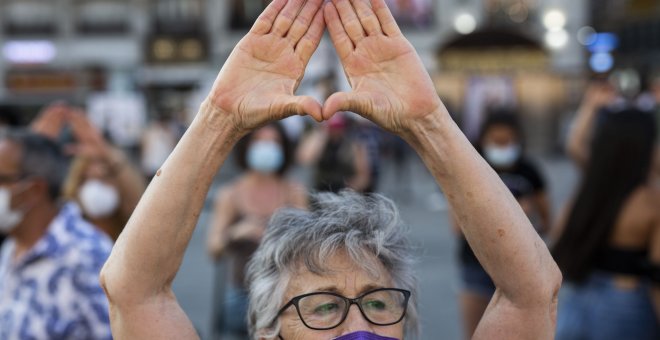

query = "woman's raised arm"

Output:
[[99, 1, 326, 338], [323, 1, 561, 338]]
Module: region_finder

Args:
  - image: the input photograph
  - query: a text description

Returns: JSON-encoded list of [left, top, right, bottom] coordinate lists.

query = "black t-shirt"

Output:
[[497, 158, 546, 198], [459, 157, 546, 265]]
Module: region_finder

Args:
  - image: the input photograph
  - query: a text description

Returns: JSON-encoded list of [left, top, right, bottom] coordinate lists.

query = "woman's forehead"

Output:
[[284, 251, 393, 300]]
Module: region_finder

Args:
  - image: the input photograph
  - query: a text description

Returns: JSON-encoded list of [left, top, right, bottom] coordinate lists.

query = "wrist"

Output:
[[402, 106, 455, 149], [197, 99, 244, 146]]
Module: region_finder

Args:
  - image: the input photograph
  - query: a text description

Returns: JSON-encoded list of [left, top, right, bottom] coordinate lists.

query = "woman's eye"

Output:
[[314, 303, 340, 315], [364, 300, 387, 310]]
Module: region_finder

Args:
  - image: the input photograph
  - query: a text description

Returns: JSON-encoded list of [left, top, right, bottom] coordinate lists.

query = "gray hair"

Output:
[[0, 129, 69, 200], [246, 191, 418, 339]]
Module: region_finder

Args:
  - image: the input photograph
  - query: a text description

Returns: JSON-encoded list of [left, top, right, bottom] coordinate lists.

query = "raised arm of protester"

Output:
[[566, 82, 617, 169], [100, 0, 326, 338], [322, 1, 561, 338]]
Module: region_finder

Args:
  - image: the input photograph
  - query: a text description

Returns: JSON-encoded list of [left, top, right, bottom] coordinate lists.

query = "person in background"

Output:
[[30, 103, 147, 241], [454, 110, 551, 339], [478, 111, 550, 232], [60, 112, 146, 241], [297, 113, 371, 193], [0, 129, 112, 339], [207, 122, 307, 337], [553, 93, 659, 339]]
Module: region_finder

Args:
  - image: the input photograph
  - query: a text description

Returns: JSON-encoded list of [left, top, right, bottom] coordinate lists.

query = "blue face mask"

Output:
[[333, 331, 399, 340], [247, 141, 284, 174]]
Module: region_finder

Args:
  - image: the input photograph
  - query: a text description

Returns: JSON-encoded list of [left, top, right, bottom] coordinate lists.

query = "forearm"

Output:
[[404, 109, 561, 305], [101, 102, 240, 301], [566, 104, 597, 167]]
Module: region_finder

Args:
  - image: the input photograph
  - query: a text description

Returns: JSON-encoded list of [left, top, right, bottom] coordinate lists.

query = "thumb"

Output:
[[279, 95, 323, 122], [323, 92, 370, 121]]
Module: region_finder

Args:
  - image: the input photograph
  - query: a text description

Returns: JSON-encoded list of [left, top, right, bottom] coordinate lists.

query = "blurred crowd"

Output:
[[1, 60, 660, 340]]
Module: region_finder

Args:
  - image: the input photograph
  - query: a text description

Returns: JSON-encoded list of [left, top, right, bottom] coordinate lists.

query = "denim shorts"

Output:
[[556, 271, 660, 340], [459, 260, 496, 298], [221, 285, 249, 335]]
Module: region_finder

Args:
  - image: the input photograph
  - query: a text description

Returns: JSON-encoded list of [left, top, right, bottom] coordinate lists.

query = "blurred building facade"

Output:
[[0, 0, 596, 151], [588, 0, 660, 76]]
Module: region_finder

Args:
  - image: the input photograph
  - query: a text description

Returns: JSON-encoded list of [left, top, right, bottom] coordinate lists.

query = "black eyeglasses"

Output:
[[276, 288, 411, 331]]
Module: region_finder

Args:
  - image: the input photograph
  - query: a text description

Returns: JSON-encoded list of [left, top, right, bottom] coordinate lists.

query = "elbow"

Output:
[[99, 259, 136, 308], [515, 253, 562, 311], [545, 261, 563, 327], [537, 257, 562, 315], [99, 260, 120, 306], [546, 260, 563, 302]]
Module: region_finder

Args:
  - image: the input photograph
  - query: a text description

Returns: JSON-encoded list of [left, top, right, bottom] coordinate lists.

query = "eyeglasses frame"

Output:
[[275, 287, 411, 331]]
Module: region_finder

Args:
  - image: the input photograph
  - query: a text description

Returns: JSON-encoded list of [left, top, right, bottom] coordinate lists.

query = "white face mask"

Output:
[[484, 144, 521, 168], [78, 180, 120, 219], [247, 141, 284, 174], [0, 187, 23, 234]]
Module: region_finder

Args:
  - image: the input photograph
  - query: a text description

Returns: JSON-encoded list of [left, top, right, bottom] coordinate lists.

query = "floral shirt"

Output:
[[0, 203, 113, 339]]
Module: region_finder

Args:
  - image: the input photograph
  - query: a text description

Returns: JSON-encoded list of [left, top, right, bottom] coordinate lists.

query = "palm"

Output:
[[324, 0, 443, 134], [210, 35, 305, 129], [344, 36, 441, 132], [206, 0, 325, 132]]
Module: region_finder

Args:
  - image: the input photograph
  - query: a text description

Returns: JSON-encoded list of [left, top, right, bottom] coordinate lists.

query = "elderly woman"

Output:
[[100, 1, 561, 339]]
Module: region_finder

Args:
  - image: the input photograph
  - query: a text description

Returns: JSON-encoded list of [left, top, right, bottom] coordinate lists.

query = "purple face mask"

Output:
[[333, 331, 399, 340]]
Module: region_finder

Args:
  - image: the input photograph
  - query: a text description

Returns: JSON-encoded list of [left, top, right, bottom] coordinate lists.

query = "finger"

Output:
[[325, 2, 354, 58], [280, 96, 324, 122], [370, 0, 401, 36], [250, 0, 287, 35], [287, 0, 324, 43], [332, 0, 367, 44], [271, 0, 307, 37], [295, 6, 325, 61], [323, 92, 369, 120], [351, 0, 383, 36]]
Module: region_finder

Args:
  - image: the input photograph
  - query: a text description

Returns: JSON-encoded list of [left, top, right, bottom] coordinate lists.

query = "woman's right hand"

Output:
[[204, 0, 326, 135]]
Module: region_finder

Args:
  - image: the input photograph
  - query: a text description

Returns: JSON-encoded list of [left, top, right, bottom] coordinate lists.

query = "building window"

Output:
[[2, 0, 57, 35], [153, 0, 205, 34], [75, 0, 131, 35]]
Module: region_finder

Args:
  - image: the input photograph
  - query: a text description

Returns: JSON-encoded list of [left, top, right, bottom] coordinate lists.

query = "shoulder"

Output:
[[284, 180, 309, 209]]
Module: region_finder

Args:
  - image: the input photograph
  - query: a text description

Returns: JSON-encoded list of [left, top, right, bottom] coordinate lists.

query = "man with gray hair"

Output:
[[0, 129, 113, 339]]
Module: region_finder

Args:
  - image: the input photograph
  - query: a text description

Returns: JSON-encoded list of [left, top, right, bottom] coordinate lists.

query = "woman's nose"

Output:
[[338, 304, 375, 335]]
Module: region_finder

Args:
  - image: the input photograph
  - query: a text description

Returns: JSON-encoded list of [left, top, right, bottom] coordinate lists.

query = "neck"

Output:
[[247, 171, 280, 183], [11, 201, 59, 259]]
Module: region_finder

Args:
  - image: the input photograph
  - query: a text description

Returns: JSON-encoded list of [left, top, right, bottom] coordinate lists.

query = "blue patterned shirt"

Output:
[[0, 203, 113, 339]]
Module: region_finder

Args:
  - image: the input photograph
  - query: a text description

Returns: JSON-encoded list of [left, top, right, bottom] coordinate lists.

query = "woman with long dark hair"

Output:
[[553, 98, 660, 339]]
